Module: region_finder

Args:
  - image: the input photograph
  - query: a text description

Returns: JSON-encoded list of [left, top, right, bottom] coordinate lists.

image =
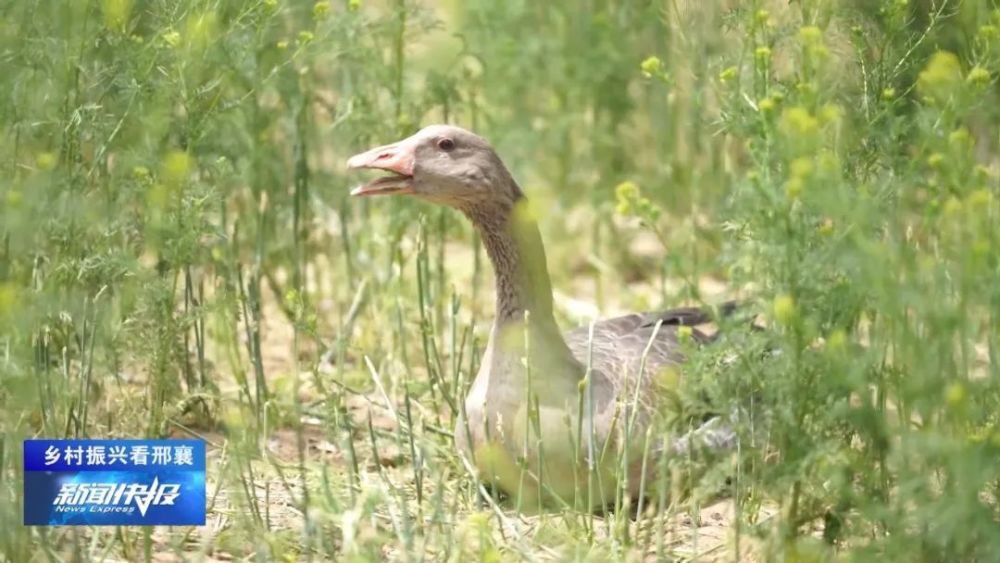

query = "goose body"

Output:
[[348, 125, 733, 510], [458, 306, 725, 510]]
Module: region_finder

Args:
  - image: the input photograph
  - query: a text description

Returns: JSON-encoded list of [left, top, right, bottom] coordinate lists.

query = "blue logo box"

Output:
[[24, 439, 206, 526]]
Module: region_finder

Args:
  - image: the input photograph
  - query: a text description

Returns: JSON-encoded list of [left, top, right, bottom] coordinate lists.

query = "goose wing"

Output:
[[562, 303, 731, 379]]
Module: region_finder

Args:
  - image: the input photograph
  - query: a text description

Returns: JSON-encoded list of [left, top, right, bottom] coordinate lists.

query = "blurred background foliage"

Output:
[[1, 0, 999, 560]]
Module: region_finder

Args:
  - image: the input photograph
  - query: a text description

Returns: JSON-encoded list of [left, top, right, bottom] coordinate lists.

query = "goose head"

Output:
[[346, 125, 521, 210]]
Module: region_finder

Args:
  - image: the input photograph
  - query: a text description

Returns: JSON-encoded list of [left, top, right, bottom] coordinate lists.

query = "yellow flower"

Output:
[[917, 51, 963, 101], [162, 30, 181, 47], [948, 127, 971, 149], [656, 366, 681, 391], [615, 180, 639, 200], [785, 176, 803, 200], [754, 9, 770, 26], [826, 329, 846, 351], [677, 325, 693, 342], [297, 31, 314, 44], [881, 87, 896, 101], [313, 1, 330, 20], [276, 40, 289, 50], [942, 196, 962, 217], [818, 104, 842, 125], [799, 26, 822, 44], [0, 283, 17, 317], [5, 189, 22, 208], [796, 81, 818, 97], [758, 97, 776, 114], [967, 66, 991, 87], [719, 66, 738, 82], [790, 157, 814, 178], [818, 217, 834, 236], [147, 183, 168, 209], [927, 152, 944, 168], [798, 26, 828, 59], [615, 181, 640, 215], [780, 107, 819, 138], [755, 46, 772, 64], [185, 12, 218, 52], [640, 56, 663, 77], [284, 289, 300, 312], [817, 150, 840, 174], [945, 382, 966, 408], [161, 150, 192, 187], [131, 165, 150, 180], [966, 188, 992, 208], [101, 0, 132, 32], [36, 152, 57, 171], [772, 294, 796, 326], [978, 24, 999, 42]]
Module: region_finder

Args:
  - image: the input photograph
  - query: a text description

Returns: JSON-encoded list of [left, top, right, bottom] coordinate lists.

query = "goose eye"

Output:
[[437, 138, 455, 151]]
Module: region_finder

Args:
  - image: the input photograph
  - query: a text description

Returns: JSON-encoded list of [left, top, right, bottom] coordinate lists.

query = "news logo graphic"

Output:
[[24, 439, 206, 526]]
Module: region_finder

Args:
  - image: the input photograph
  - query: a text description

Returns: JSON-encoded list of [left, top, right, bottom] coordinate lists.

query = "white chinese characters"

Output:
[[40, 444, 196, 467], [85, 445, 106, 465], [108, 446, 128, 465], [52, 478, 181, 517], [174, 445, 194, 466]]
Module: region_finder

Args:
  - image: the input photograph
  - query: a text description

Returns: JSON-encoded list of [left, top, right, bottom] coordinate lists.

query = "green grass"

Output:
[[1, 0, 999, 560]]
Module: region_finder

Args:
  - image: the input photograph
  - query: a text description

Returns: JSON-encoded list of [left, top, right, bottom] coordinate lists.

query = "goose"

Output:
[[347, 125, 735, 511]]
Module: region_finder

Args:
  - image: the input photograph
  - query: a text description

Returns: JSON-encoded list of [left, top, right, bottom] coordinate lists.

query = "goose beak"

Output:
[[346, 140, 416, 197]]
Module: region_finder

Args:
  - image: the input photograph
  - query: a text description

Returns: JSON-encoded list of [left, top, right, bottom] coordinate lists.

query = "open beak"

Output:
[[346, 140, 416, 197]]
